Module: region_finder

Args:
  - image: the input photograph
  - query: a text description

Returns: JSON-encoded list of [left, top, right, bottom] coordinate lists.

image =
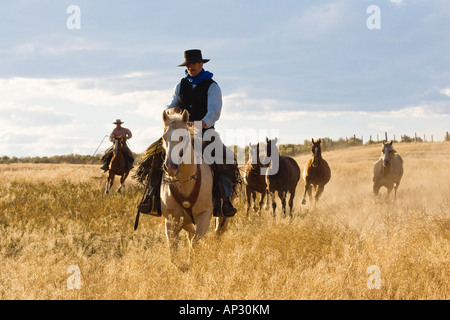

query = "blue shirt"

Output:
[[165, 80, 222, 129]]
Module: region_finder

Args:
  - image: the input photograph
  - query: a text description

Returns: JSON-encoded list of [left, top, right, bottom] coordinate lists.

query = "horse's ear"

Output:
[[312, 138, 315, 144], [162, 110, 169, 124], [266, 137, 269, 143], [249, 142, 252, 147], [274, 137, 278, 144], [181, 109, 189, 123], [318, 138, 322, 144], [390, 140, 393, 145]]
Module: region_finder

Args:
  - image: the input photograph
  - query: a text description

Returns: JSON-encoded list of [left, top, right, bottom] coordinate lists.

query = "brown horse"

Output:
[[302, 138, 331, 206], [373, 140, 403, 200], [105, 136, 130, 194], [264, 137, 301, 217], [244, 142, 269, 216]]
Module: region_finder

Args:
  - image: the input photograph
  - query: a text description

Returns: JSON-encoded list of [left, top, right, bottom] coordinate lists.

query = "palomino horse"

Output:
[[302, 138, 331, 206], [160, 109, 227, 263], [244, 142, 269, 216], [373, 140, 403, 200], [264, 137, 301, 217], [105, 136, 131, 194]]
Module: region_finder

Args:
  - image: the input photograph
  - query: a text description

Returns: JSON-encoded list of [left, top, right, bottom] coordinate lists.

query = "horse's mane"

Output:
[[134, 119, 203, 185]]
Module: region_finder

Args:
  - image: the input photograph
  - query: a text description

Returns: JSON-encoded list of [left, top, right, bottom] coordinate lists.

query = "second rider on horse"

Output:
[[101, 119, 135, 172]]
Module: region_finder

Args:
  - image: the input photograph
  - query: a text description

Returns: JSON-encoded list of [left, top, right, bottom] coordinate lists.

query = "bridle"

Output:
[[162, 128, 202, 224]]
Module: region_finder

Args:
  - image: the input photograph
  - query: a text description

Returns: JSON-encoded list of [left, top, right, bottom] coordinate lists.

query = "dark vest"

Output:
[[179, 78, 216, 122]]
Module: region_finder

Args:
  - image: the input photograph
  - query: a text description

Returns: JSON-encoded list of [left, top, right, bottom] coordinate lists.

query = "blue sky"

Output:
[[0, 0, 449, 157]]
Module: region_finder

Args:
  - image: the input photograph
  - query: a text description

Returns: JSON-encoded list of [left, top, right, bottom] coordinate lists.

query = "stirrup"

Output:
[[137, 195, 161, 216]]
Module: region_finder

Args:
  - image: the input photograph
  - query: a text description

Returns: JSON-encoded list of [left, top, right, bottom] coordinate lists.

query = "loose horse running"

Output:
[[373, 140, 403, 200], [160, 109, 227, 263], [302, 138, 331, 206], [244, 142, 269, 216], [264, 137, 301, 217], [105, 136, 131, 194]]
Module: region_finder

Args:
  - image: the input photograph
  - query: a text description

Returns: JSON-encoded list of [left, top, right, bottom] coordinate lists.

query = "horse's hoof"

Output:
[[302, 200, 306, 205]]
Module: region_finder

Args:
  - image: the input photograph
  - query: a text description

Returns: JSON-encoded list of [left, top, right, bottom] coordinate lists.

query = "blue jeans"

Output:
[[220, 174, 233, 198]]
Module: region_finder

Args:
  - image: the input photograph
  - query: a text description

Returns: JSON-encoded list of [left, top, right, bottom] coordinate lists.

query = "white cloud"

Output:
[[12, 34, 109, 57], [0, 76, 171, 121], [280, 2, 347, 40], [441, 88, 450, 97]]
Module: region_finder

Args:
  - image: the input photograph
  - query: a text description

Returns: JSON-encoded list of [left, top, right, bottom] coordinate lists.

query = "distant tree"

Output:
[[401, 135, 414, 143]]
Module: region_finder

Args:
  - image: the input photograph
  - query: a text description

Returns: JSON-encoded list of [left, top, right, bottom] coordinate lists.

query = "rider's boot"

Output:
[[222, 198, 237, 217], [137, 155, 163, 216]]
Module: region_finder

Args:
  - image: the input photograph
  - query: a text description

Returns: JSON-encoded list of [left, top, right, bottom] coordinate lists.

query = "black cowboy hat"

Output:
[[113, 119, 124, 124], [178, 49, 210, 67]]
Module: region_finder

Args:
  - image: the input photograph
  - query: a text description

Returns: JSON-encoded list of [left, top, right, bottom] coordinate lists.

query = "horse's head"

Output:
[[263, 137, 279, 175], [311, 138, 322, 167], [248, 142, 260, 167], [381, 140, 396, 167], [265, 137, 278, 159], [162, 109, 192, 177], [113, 136, 124, 155]]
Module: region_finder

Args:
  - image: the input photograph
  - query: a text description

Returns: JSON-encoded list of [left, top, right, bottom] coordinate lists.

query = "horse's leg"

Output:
[[386, 183, 394, 199], [250, 191, 257, 212], [118, 172, 129, 194], [279, 191, 287, 217], [302, 183, 310, 205], [394, 182, 399, 201], [165, 217, 183, 264], [263, 190, 269, 211], [215, 216, 228, 235], [269, 190, 277, 217], [258, 191, 266, 215], [106, 173, 114, 195], [186, 211, 212, 264], [373, 181, 381, 197], [245, 186, 251, 216], [193, 211, 212, 242], [288, 188, 296, 217], [314, 184, 325, 207]]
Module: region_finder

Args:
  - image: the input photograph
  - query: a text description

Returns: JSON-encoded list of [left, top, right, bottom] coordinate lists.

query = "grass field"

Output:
[[0, 142, 448, 300]]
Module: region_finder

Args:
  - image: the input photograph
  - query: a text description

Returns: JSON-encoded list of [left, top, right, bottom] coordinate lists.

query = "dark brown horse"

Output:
[[105, 136, 130, 194], [302, 138, 331, 206], [264, 137, 301, 217], [244, 142, 269, 216]]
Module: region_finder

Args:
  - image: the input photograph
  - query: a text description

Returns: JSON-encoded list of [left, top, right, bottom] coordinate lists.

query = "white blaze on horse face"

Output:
[[248, 144, 258, 165], [114, 139, 119, 155], [260, 139, 279, 176], [312, 146, 319, 167], [382, 146, 390, 167]]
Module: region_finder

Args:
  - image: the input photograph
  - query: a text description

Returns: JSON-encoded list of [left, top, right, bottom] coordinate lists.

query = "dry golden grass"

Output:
[[0, 142, 448, 300]]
